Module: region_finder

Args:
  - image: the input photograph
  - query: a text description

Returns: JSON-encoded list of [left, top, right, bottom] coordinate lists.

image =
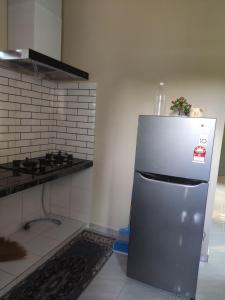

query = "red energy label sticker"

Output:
[[192, 146, 206, 164]]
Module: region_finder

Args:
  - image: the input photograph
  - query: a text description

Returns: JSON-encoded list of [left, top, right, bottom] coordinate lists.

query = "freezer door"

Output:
[[135, 116, 216, 181], [127, 171, 208, 299]]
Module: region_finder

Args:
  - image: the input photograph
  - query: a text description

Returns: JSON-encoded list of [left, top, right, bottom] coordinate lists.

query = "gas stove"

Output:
[[0, 151, 84, 177]]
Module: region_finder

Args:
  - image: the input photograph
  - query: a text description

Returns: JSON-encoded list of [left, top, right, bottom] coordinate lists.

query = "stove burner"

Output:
[[21, 158, 39, 170], [7, 152, 79, 177], [45, 151, 74, 165]]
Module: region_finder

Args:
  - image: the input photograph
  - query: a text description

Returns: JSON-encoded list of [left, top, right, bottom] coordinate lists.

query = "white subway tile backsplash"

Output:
[[22, 89, 41, 99], [78, 96, 96, 103], [41, 144, 51, 151], [87, 142, 94, 149], [9, 126, 31, 133], [0, 147, 20, 156], [77, 147, 94, 155], [21, 132, 41, 140], [8, 153, 30, 161], [32, 125, 48, 132], [9, 95, 31, 104], [58, 95, 78, 102], [41, 106, 54, 114], [41, 132, 56, 139], [32, 98, 50, 107], [68, 89, 89, 96], [0, 67, 21, 80], [57, 120, 76, 127], [0, 85, 20, 95], [41, 119, 56, 126], [78, 82, 97, 89], [42, 93, 54, 101], [66, 140, 86, 147], [9, 111, 31, 119], [89, 110, 96, 116], [66, 115, 79, 122], [0, 101, 20, 111], [72, 153, 86, 159], [21, 119, 40, 126], [9, 79, 31, 90], [0, 118, 20, 125], [87, 154, 94, 160], [0, 125, 9, 133], [0, 141, 8, 149], [55, 144, 76, 153], [54, 89, 68, 96], [77, 109, 90, 116], [0, 92, 8, 101], [21, 145, 41, 153], [21, 104, 40, 112], [65, 108, 77, 115], [58, 81, 79, 89], [50, 126, 66, 133], [9, 140, 30, 148], [0, 156, 7, 164], [30, 150, 47, 158], [0, 110, 8, 117], [77, 122, 95, 129], [77, 135, 94, 142], [67, 102, 88, 109], [88, 116, 95, 123], [0, 133, 20, 141], [21, 74, 41, 85], [54, 113, 67, 121], [31, 138, 48, 146], [67, 127, 87, 134], [90, 90, 96, 97], [89, 103, 96, 109], [54, 138, 66, 145], [32, 112, 49, 119], [42, 80, 57, 89], [0, 67, 96, 161], [0, 77, 9, 85], [88, 129, 95, 136], [32, 84, 49, 94]]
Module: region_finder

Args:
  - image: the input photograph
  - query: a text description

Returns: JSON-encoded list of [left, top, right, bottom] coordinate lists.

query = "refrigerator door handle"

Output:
[[137, 171, 207, 187]]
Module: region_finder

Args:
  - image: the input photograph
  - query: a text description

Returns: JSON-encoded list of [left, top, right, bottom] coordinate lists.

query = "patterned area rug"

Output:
[[2, 230, 114, 300]]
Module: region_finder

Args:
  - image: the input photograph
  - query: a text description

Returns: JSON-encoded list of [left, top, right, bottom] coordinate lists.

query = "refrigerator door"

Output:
[[127, 171, 208, 299], [135, 116, 216, 181]]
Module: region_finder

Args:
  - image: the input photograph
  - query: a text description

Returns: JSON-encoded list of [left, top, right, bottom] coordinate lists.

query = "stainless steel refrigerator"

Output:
[[127, 116, 216, 300]]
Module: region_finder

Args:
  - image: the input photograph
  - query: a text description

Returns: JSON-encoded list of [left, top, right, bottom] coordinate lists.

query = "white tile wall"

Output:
[[0, 69, 96, 236], [0, 67, 96, 161]]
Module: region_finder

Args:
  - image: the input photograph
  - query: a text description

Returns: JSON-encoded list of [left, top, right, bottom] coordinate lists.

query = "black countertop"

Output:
[[0, 159, 93, 198]]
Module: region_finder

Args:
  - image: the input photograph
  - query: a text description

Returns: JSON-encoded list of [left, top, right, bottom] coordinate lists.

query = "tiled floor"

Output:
[[79, 220, 225, 300], [0, 218, 225, 299], [0, 215, 86, 296]]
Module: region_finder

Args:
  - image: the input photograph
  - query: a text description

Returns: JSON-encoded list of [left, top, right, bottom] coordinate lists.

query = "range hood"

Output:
[[0, 49, 89, 81]]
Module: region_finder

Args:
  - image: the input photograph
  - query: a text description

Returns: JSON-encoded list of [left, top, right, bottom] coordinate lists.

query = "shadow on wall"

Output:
[[214, 126, 225, 222]]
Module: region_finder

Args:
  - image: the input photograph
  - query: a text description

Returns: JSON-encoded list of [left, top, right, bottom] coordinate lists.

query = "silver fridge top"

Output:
[[135, 116, 216, 182]]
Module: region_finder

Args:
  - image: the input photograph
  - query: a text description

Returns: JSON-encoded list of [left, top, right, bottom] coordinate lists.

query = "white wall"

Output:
[[62, 0, 225, 258]]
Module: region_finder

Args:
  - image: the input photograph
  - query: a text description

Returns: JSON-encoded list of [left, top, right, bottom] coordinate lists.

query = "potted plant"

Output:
[[170, 97, 192, 116]]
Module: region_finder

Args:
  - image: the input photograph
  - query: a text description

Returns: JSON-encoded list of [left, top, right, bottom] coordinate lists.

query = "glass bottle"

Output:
[[154, 82, 166, 116]]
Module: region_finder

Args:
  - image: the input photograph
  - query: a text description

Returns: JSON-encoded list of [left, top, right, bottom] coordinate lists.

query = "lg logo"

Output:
[[199, 138, 207, 144], [199, 135, 208, 146]]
